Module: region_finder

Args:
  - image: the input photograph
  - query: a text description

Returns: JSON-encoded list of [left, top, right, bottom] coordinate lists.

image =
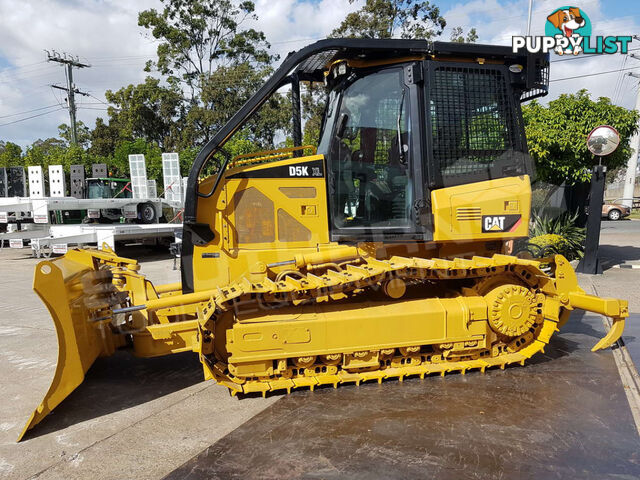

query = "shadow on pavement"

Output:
[[598, 244, 640, 269], [21, 350, 203, 441]]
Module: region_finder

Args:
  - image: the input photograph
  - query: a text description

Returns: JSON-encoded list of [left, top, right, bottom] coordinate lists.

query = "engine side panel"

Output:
[[431, 175, 531, 242], [192, 155, 333, 291]]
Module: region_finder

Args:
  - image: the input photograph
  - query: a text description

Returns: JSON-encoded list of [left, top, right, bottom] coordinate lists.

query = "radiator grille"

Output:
[[234, 187, 275, 243], [456, 207, 482, 221]]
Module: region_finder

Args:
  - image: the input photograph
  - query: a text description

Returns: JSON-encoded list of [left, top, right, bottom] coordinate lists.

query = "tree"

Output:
[[0, 141, 23, 167], [180, 62, 291, 148], [112, 138, 163, 181], [138, 0, 274, 100], [522, 89, 640, 185], [330, 0, 476, 41], [104, 77, 184, 150], [331, 0, 446, 39], [88, 118, 120, 158], [23, 138, 67, 169], [136, 0, 288, 149], [302, 84, 326, 146], [58, 121, 91, 148], [450, 26, 478, 43]]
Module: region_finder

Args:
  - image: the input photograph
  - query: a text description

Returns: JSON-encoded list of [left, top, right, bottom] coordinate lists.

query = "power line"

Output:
[[77, 106, 117, 111], [550, 65, 640, 82], [613, 55, 629, 104], [0, 63, 55, 78], [0, 103, 61, 119], [0, 107, 65, 127], [0, 60, 46, 72], [551, 47, 640, 63], [87, 92, 111, 106], [0, 66, 60, 85]]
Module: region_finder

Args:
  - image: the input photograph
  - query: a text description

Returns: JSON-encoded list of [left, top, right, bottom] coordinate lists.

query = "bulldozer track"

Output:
[[196, 254, 562, 396]]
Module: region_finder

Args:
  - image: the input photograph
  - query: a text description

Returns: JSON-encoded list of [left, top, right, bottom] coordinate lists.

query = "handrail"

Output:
[[230, 145, 317, 167]]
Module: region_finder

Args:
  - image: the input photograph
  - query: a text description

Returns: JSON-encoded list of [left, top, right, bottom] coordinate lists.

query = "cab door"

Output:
[[324, 64, 429, 242]]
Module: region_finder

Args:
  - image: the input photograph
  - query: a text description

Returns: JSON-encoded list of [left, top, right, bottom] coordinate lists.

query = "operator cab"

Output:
[[86, 178, 132, 199], [316, 48, 542, 241]]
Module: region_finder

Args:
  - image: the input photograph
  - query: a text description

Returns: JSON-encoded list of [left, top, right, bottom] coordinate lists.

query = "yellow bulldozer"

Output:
[[20, 39, 629, 440]]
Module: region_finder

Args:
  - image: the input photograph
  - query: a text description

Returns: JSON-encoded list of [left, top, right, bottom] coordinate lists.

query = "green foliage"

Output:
[[104, 77, 183, 149], [0, 141, 23, 167], [138, 0, 274, 97], [331, 0, 446, 39], [185, 63, 290, 149], [302, 84, 326, 146], [58, 121, 91, 148], [529, 233, 572, 257], [110, 138, 162, 180], [450, 26, 478, 43], [88, 118, 120, 158], [23, 138, 67, 169], [528, 210, 585, 259], [330, 0, 476, 42], [522, 89, 640, 185]]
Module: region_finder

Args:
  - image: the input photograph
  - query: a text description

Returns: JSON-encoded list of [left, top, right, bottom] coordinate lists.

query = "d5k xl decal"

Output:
[[227, 159, 324, 179], [482, 214, 522, 233]]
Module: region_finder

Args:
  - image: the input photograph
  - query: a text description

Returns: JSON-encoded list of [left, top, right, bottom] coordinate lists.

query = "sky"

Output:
[[0, 0, 639, 149]]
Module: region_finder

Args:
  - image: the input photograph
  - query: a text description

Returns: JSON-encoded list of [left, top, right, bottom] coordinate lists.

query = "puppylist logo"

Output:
[[513, 6, 632, 56]]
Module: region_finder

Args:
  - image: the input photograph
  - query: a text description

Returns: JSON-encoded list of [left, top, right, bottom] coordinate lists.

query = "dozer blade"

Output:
[[18, 251, 121, 441]]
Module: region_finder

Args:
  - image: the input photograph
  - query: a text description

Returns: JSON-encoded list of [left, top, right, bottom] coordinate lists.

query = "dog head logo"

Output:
[[545, 6, 592, 55], [547, 8, 585, 36]]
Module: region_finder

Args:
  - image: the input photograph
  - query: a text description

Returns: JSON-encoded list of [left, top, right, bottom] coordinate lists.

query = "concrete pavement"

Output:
[[588, 218, 640, 313], [0, 247, 278, 480], [166, 312, 640, 480]]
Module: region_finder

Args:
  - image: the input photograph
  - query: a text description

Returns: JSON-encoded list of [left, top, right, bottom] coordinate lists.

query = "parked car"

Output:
[[602, 202, 631, 221]]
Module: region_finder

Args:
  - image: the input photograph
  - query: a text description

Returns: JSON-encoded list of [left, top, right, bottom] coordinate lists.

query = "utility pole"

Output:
[[622, 71, 640, 209], [45, 50, 90, 145], [526, 0, 534, 36]]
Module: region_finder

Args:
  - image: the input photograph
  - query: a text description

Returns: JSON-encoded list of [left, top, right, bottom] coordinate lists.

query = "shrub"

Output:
[[528, 233, 569, 256], [527, 210, 585, 260]]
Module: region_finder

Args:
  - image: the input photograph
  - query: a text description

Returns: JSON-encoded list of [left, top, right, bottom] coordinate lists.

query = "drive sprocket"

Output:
[[485, 284, 537, 337]]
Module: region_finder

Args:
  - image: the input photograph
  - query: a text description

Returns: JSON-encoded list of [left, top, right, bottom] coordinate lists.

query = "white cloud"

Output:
[[0, 0, 159, 148], [0, 0, 638, 150], [0, 0, 358, 149]]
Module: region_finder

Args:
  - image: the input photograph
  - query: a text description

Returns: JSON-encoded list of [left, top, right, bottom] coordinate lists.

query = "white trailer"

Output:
[[0, 224, 49, 250], [0, 196, 181, 224], [1, 154, 186, 255], [28, 223, 183, 258]]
